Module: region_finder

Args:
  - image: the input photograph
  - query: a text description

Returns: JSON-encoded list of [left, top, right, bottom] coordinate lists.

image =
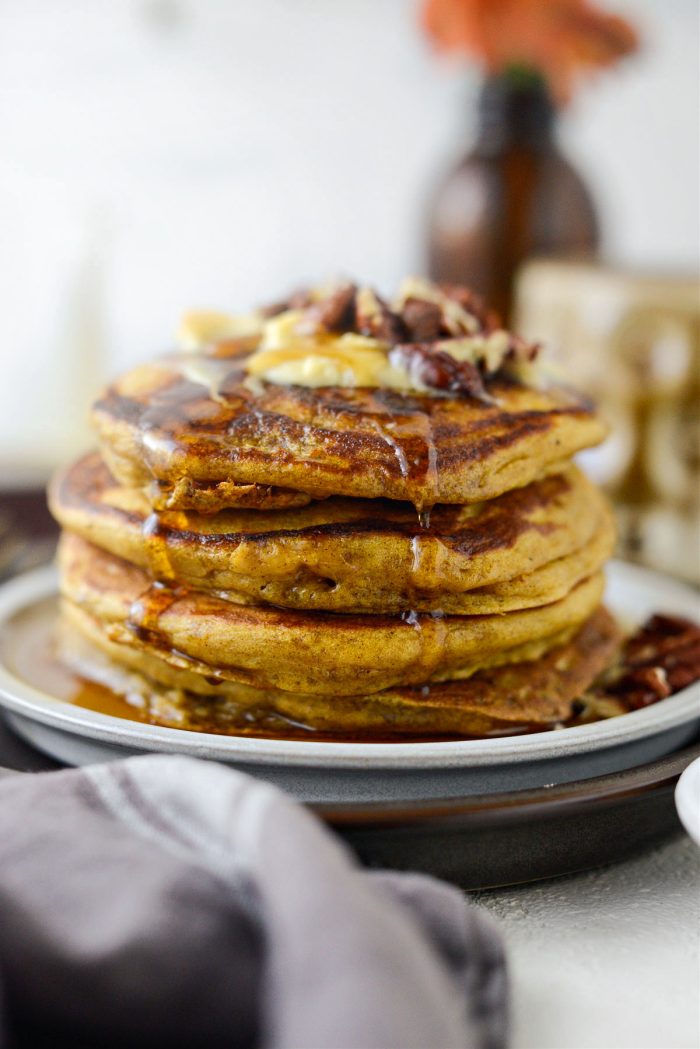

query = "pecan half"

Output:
[[259, 288, 314, 318], [440, 284, 497, 332], [355, 287, 406, 342], [389, 343, 490, 400], [401, 298, 444, 342], [302, 282, 357, 333], [606, 613, 700, 710]]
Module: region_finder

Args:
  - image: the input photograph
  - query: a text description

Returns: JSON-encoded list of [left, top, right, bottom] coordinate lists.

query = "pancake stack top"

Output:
[[50, 278, 622, 739]]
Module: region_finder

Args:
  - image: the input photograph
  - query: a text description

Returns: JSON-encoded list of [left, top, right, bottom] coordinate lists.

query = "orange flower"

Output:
[[422, 0, 639, 102]]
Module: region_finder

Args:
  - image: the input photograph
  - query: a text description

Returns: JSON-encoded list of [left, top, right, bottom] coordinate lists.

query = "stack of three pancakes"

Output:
[[50, 280, 620, 738]]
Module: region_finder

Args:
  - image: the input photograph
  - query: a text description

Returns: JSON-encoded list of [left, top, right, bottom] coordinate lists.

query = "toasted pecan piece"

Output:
[[355, 287, 405, 342], [388, 343, 490, 400], [606, 613, 700, 709]]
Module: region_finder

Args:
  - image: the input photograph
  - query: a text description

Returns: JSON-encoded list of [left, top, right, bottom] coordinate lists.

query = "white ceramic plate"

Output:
[[0, 560, 698, 802]]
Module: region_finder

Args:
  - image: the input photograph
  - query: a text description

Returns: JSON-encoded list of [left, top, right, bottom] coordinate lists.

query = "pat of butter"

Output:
[[246, 335, 420, 391], [446, 330, 511, 369], [260, 310, 309, 350], [178, 310, 263, 350]]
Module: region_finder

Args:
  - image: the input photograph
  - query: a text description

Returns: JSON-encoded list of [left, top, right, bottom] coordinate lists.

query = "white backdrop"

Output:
[[0, 0, 697, 474]]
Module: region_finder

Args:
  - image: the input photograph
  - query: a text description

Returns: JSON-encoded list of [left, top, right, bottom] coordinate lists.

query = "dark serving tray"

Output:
[[1, 714, 694, 889]]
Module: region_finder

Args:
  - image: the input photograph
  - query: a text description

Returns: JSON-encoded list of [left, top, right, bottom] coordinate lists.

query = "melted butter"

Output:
[[244, 303, 519, 395], [178, 310, 263, 350], [245, 335, 423, 392], [141, 512, 176, 583], [243, 332, 519, 395], [447, 331, 511, 367], [178, 355, 237, 403], [175, 288, 537, 397]]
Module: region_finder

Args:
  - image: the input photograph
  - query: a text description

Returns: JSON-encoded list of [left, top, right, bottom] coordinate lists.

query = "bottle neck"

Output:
[[475, 72, 556, 151]]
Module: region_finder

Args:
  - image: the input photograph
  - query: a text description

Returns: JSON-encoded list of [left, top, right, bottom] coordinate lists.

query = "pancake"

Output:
[[59, 532, 605, 696], [145, 476, 315, 512], [51, 453, 614, 613], [59, 605, 621, 737], [92, 352, 606, 510]]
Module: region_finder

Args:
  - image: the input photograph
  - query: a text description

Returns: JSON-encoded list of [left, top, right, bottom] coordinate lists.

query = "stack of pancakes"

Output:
[[50, 279, 621, 738]]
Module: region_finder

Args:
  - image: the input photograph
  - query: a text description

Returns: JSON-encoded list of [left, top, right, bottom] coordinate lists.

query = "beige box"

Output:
[[515, 260, 700, 583]]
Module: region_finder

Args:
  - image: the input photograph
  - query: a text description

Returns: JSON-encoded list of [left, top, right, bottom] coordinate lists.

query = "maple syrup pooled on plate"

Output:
[[3, 597, 623, 745]]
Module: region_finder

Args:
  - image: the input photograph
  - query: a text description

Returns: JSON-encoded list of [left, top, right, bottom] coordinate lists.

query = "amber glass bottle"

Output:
[[427, 72, 599, 322]]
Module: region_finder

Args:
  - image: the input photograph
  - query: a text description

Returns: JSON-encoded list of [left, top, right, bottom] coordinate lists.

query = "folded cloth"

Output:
[[0, 755, 507, 1049]]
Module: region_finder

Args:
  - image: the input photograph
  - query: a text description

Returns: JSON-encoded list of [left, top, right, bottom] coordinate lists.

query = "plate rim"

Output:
[[316, 740, 700, 824], [0, 561, 698, 771]]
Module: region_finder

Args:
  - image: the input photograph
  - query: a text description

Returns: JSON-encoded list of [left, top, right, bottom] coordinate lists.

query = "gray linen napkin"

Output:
[[0, 755, 507, 1049]]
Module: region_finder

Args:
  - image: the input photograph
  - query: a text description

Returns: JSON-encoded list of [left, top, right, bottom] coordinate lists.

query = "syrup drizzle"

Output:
[[141, 511, 176, 582], [401, 608, 449, 686], [363, 390, 441, 514], [133, 354, 245, 482], [126, 580, 180, 642], [177, 354, 234, 404], [369, 417, 410, 484], [126, 350, 449, 515], [409, 533, 445, 594]]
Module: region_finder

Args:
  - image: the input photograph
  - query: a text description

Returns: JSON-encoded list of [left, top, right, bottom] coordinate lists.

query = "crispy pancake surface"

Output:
[[59, 605, 621, 737], [59, 533, 605, 696], [145, 476, 314, 512], [52, 453, 614, 613], [93, 354, 606, 508]]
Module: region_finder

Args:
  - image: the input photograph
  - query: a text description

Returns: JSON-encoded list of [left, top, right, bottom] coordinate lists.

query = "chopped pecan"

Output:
[[259, 300, 288, 319], [606, 613, 700, 711], [614, 665, 671, 709], [260, 277, 541, 395], [389, 343, 490, 400], [440, 283, 496, 331], [355, 287, 406, 342], [401, 298, 444, 341], [625, 614, 697, 662], [259, 288, 314, 318], [506, 332, 540, 362], [302, 282, 357, 333], [288, 288, 316, 311], [393, 278, 482, 336]]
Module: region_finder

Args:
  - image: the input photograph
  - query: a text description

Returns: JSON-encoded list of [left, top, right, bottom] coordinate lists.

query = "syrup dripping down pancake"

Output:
[[93, 352, 606, 510], [59, 533, 605, 696], [51, 453, 614, 613], [58, 606, 621, 738]]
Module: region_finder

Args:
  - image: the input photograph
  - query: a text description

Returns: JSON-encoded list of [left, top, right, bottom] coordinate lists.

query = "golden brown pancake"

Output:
[[58, 605, 621, 737], [59, 532, 605, 696], [92, 353, 606, 509], [51, 453, 614, 613], [145, 476, 315, 512]]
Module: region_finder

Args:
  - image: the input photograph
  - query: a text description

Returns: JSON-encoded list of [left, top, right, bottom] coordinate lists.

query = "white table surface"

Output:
[[472, 835, 700, 1049]]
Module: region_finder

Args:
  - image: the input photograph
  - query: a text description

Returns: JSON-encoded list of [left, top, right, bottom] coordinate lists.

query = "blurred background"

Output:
[[0, 0, 698, 579]]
